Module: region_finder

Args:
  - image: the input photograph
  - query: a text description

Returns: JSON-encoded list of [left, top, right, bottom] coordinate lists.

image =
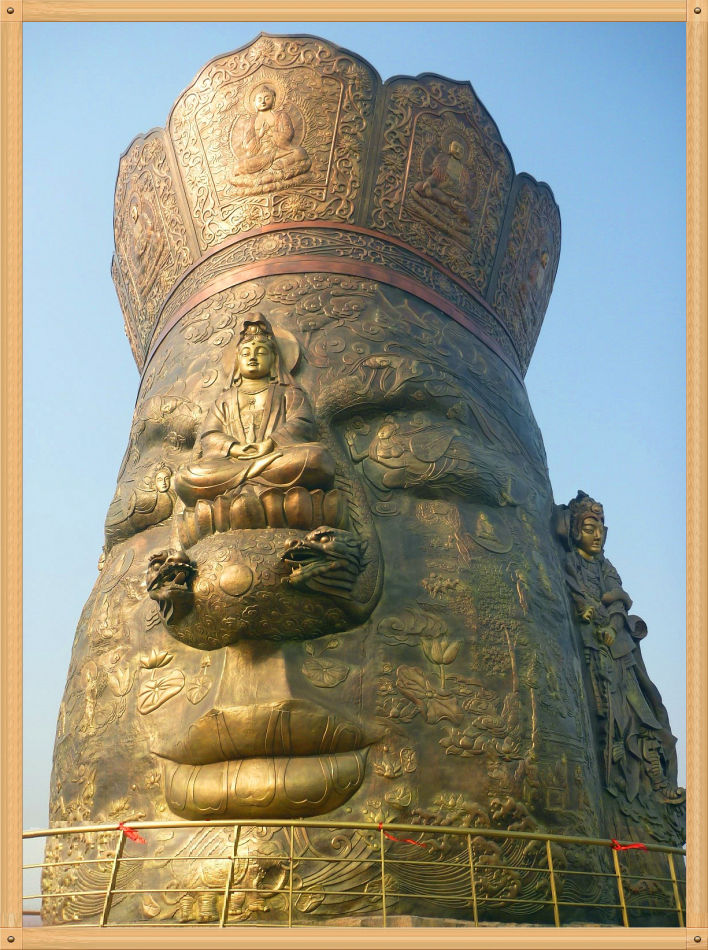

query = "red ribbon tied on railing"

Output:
[[118, 822, 146, 844], [377, 823, 427, 848], [611, 838, 647, 852]]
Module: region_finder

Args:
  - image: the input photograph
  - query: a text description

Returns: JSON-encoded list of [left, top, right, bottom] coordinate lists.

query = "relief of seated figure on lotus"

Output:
[[146, 315, 381, 650], [174, 314, 337, 526]]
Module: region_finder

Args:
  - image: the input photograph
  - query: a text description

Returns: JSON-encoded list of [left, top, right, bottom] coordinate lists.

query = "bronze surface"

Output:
[[44, 33, 684, 928]]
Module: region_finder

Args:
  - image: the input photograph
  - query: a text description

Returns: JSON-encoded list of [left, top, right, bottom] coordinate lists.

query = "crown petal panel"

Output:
[[167, 35, 378, 249], [113, 129, 198, 364], [370, 75, 515, 295], [112, 34, 560, 377], [490, 174, 562, 370]]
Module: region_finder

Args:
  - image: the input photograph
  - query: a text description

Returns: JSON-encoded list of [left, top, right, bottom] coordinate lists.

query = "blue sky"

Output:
[[22, 21, 686, 831]]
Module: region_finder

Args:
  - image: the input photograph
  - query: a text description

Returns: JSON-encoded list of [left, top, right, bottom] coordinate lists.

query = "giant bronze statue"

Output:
[[44, 34, 684, 927]]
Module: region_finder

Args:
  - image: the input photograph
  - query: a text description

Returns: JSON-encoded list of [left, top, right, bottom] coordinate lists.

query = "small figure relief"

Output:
[[473, 510, 512, 554], [408, 135, 476, 243], [118, 393, 202, 486], [558, 492, 685, 811], [126, 191, 166, 297], [531, 551, 556, 600], [416, 500, 479, 563], [517, 243, 551, 336], [541, 755, 569, 812], [346, 413, 523, 508], [571, 762, 594, 813], [104, 461, 175, 553], [229, 83, 311, 196]]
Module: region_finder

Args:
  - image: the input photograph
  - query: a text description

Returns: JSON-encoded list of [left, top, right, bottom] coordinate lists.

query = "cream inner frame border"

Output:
[[1, 3, 705, 948]]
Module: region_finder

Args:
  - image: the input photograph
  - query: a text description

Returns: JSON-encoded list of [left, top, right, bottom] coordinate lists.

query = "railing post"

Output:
[[288, 825, 294, 928], [24, 820, 687, 931], [666, 852, 684, 927], [466, 834, 479, 926], [545, 838, 560, 927], [100, 830, 126, 926], [219, 824, 240, 927], [379, 824, 387, 927], [611, 847, 629, 927]]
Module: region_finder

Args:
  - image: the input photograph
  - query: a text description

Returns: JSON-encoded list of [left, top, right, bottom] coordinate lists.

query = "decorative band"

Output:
[[138, 224, 524, 383], [142, 253, 524, 388]]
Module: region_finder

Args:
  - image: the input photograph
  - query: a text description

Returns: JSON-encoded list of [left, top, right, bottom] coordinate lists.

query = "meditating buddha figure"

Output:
[[174, 315, 335, 510], [230, 83, 311, 194], [411, 138, 474, 240]]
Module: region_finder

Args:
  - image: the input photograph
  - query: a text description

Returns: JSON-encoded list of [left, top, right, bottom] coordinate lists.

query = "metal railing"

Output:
[[23, 819, 686, 928]]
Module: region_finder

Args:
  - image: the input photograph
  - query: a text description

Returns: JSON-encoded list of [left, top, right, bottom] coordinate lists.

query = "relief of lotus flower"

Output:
[[140, 648, 174, 670], [422, 636, 461, 666]]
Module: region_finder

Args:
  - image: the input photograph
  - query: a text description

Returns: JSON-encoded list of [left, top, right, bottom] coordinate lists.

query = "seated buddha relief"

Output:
[[175, 316, 335, 509], [229, 83, 311, 196], [409, 138, 475, 243]]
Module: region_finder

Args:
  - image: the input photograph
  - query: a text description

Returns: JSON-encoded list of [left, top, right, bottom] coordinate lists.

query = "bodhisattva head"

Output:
[[232, 316, 280, 383], [577, 515, 604, 559], [569, 491, 605, 559], [154, 465, 172, 494], [237, 337, 276, 380]]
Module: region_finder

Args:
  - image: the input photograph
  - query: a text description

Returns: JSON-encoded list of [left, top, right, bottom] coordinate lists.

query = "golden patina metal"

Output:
[[43, 33, 684, 927], [27, 820, 685, 928]]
